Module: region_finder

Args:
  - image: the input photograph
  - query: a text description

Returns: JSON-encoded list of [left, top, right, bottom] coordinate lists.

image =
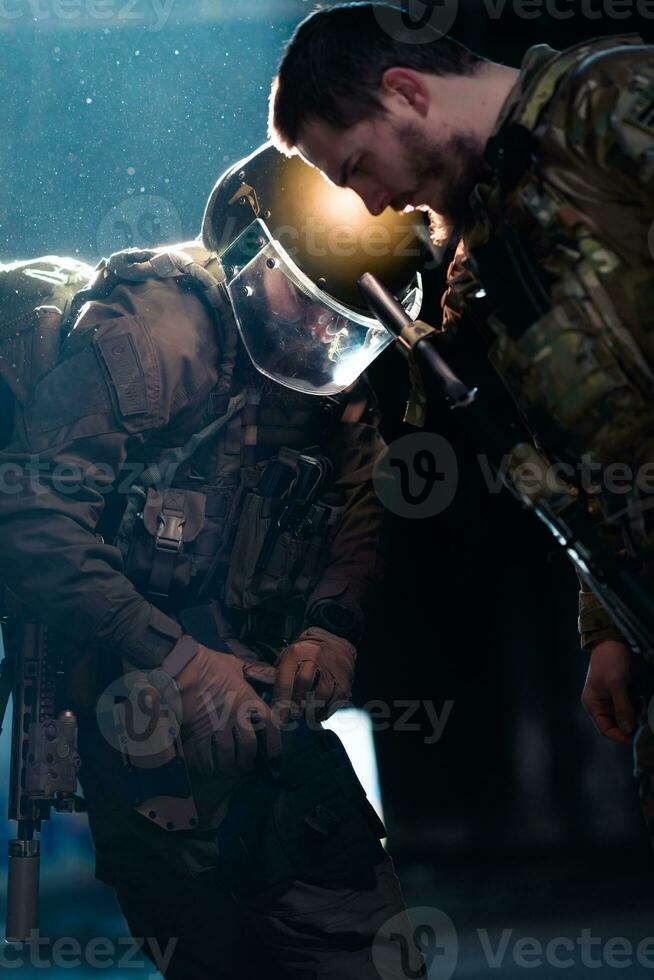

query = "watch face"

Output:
[[313, 602, 357, 638]]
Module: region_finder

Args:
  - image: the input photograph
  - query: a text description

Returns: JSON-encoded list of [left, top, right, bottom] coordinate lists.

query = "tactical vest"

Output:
[[79, 243, 345, 648], [454, 35, 654, 557]]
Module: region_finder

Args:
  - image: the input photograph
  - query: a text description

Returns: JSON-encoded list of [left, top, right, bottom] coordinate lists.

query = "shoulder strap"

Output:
[[104, 241, 227, 307], [138, 390, 248, 494]]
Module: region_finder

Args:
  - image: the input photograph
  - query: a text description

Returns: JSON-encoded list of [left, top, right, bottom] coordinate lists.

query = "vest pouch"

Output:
[[125, 487, 207, 602], [489, 287, 654, 468], [224, 491, 304, 609], [224, 495, 335, 612], [182, 484, 240, 582], [225, 449, 340, 612]]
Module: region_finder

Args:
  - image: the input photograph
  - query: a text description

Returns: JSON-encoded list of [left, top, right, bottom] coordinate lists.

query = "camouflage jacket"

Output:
[[442, 33, 654, 651]]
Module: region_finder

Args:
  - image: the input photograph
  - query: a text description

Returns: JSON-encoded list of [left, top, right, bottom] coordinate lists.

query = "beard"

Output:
[[391, 121, 489, 241], [237, 342, 319, 409]]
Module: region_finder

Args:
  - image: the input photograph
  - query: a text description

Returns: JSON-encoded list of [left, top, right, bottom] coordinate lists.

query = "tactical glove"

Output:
[[164, 639, 281, 779], [272, 627, 356, 724]]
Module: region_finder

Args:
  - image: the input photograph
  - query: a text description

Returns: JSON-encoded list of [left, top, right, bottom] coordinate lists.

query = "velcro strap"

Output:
[[96, 331, 147, 417], [149, 252, 180, 278]]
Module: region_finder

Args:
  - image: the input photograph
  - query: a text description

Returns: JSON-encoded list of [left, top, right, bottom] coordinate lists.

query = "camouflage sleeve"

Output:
[[0, 279, 219, 669], [558, 41, 654, 202], [561, 43, 654, 651], [578, 578, 626, 652], [304, 373, 387, 642]]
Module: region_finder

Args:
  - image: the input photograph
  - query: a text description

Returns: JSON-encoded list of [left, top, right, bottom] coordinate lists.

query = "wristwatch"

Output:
[[304, 600, 362, 644]]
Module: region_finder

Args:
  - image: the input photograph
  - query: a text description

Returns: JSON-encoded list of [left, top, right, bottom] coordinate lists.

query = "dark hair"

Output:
[[270, 2, 487, 150]]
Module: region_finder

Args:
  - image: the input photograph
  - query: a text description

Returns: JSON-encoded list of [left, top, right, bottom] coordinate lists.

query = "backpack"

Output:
[[0, 255, 95, 446]]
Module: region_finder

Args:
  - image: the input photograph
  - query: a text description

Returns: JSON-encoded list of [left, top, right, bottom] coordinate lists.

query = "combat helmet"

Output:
[[201, 141, 429, 395]]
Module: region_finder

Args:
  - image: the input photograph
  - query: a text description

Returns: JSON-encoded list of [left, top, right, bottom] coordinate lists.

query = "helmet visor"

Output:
[[226, 223, 422, 396]]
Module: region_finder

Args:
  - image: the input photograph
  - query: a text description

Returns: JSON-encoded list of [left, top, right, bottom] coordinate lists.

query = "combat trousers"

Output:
[[77, 712, 426, 980]]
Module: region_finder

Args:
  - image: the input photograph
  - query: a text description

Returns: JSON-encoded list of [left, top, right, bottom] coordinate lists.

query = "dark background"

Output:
[[1, 1, 654, 976]]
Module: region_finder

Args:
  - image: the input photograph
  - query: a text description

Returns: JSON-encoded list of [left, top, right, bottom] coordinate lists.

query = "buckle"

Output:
[[156, 514, 185, 553]]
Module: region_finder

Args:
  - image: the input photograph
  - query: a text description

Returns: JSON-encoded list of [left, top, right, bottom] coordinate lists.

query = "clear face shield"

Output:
[[223, 220, 423, 396]]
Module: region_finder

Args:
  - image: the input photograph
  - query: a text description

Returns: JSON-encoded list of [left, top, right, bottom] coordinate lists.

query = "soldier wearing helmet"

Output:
[[0, 142, 428, 977]]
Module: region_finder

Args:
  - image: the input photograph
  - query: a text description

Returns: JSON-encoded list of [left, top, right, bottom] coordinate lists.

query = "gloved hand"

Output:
[[272, 627, 356, 724], [172, 642, 282, 778]]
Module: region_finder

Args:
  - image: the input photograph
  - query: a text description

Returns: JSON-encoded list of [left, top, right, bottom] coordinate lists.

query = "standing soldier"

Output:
[[0, 142, 429, 978], [269, 3, 654, 820]]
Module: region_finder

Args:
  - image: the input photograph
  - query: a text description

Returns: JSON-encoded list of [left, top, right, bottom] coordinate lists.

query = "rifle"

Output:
[[0, 595, 85, 943], [358, 272, 654, 660]]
